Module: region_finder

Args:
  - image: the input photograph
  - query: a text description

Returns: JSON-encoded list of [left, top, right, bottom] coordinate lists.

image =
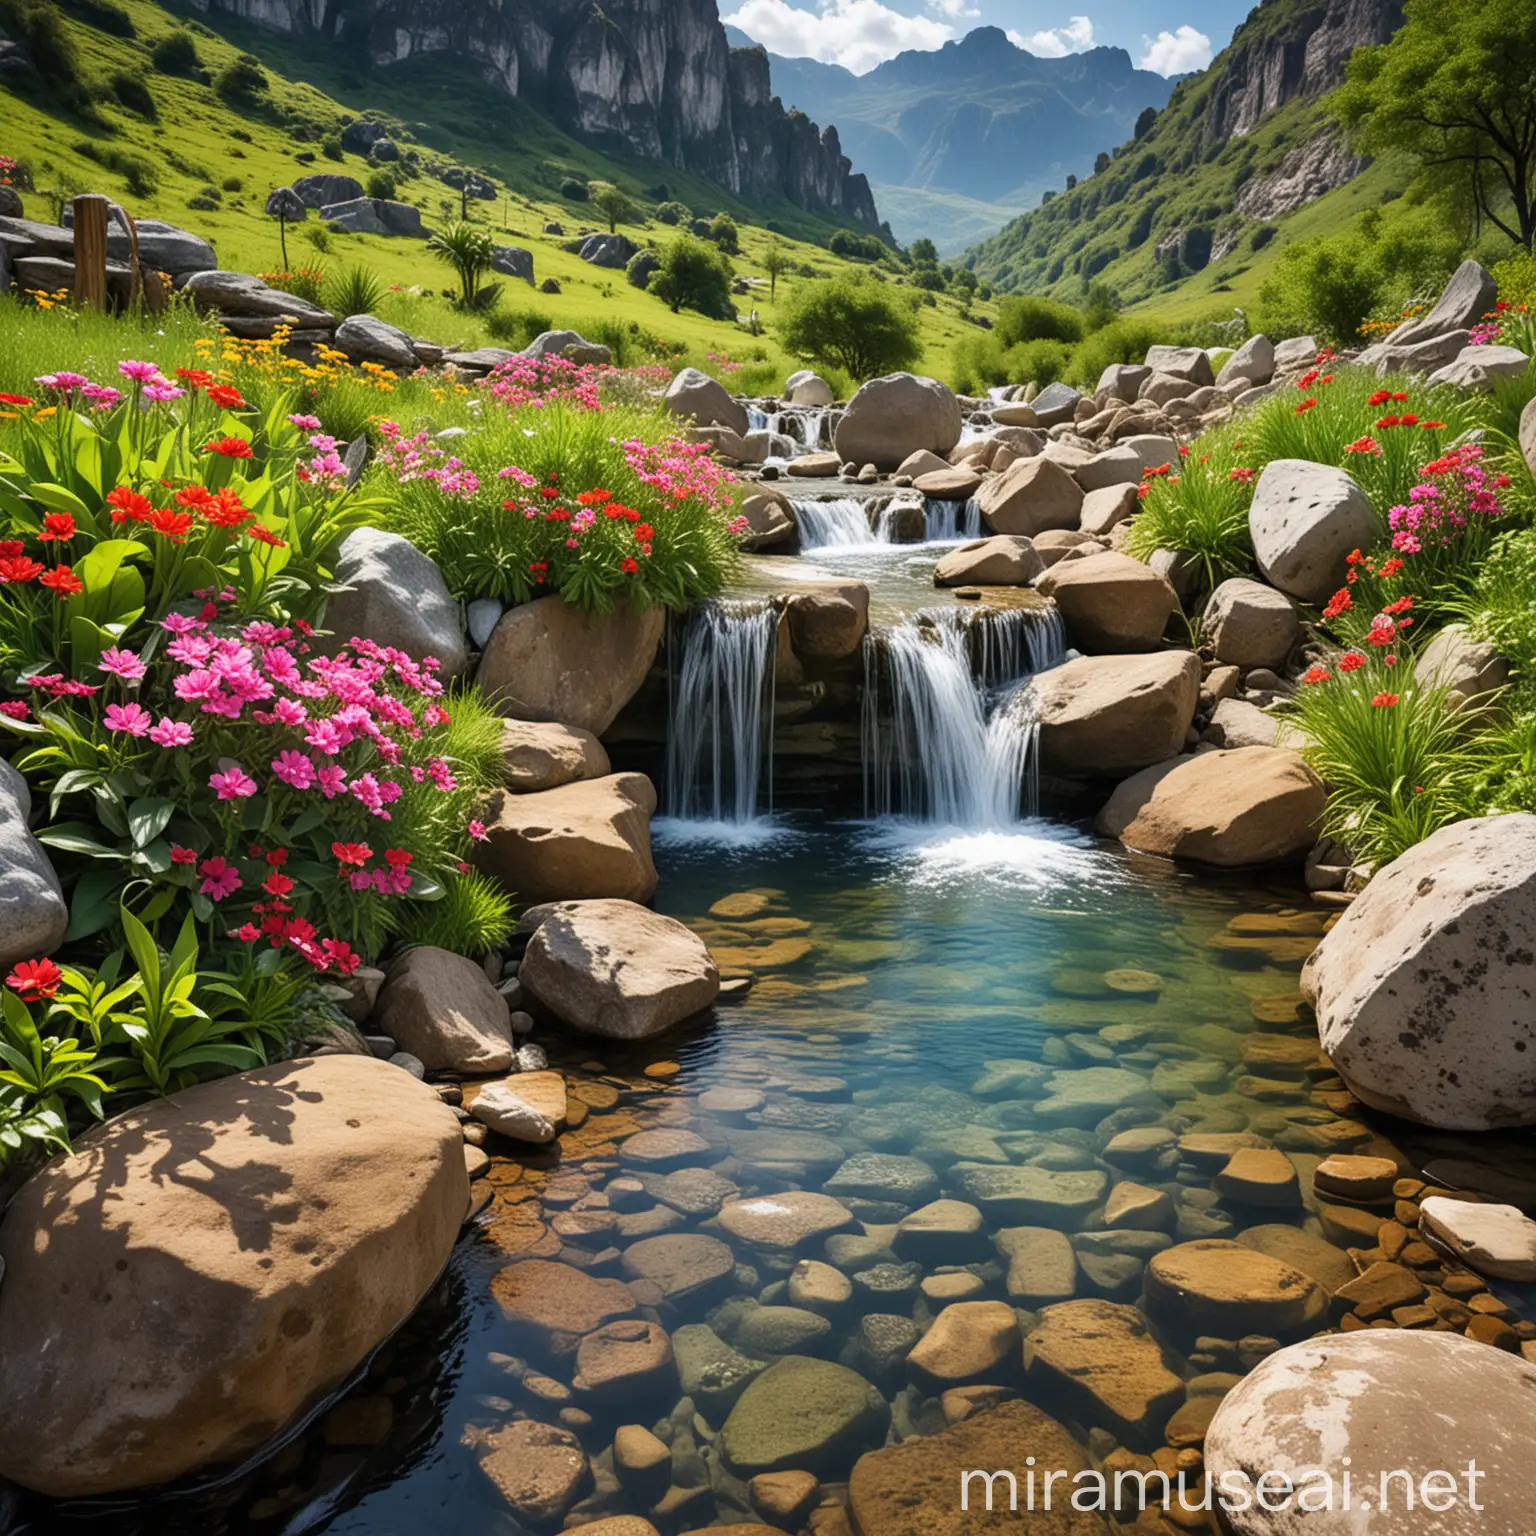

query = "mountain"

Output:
[[731, 26, 1177, 250], [965, 0, 1406, 303], [188, 0, 885, 232]]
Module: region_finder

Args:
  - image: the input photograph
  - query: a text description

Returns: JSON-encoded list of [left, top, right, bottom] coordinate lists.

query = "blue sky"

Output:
[[721, 0, 1255, 76]]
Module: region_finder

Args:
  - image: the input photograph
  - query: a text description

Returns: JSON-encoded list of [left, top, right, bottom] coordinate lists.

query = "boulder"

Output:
[[265, 187, 308, 221], [1097, 748, 1325, 867], [572, 1319, 676, 1403], [333, 313, 418, 369], [720, 1357, 890, 1477], [1429, 344, 1531, 390], [293, 173, 365, 209], [1215, 334, 1274, 389], [474, 1419, 591, 1524], [182, 270, 334, 326], [340, 119, 391, 155], [896, 447, 952, 479], [786, 581, 869, 658], [719, 1192, 854, 1252], [1144, 345, 1216, 386], [833, 374, 962, 471], [933, 535, 1044, 587], [469, 1072, 568, 1143], [441, 346, 519, 375], [499, 719, 610, 792], [376, 946, 513, 1073], [1036, 551, 1179, 652], [579, 233, 637, 268], [1204, 697, 1279, 749], [0, 760, 68, 969], [1096, 362, 1152, 400], [1028, 381, 1083, 428], [492, 1259, 635, 1363], [1034, 652, 1201, 775], [1078, 483, 1138, 536], [491, 244, 534, 283], [990, 401, 1040, 427], [1522, 395, 1536, 479], [1074, 446, 1143, 493], [1271, 336, 1319, 371], [1146, 1240, 1326, 1338], [1034, 529, 1101, 567], [1387, 259, 1498, 348], [907, 1301, 1020, 1391], [1419, 1197, 1536, 1282], [786, 370, 834, 406], [738, 487, 797, 551], [0, 1056, 466, 1496], [477, 595, 663, 735], [320, 198, 427, 238], [473, 773, 658, 905], [1138, 372, 1198, 406], [1202, 579, 1299, 670], [1412, 621, 1508, 707], [1206, 1330, 1536, 1535], [1248, 459, 1378, 606], [326, 528, 466, 678], [1299, 813, 1536, 1129], [664, 367, 749, 436], [522, 329, 612, 364], [520, 898, 720, 1039], [977, 457, 1083, 536], [915, 466, 982, 500]]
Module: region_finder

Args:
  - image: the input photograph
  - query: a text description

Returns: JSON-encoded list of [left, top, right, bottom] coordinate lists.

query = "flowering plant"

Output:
[[1125, 430, 1256, 594]]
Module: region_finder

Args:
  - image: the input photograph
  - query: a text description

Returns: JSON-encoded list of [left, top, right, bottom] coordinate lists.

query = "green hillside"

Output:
[[0, 0, 999, 387]]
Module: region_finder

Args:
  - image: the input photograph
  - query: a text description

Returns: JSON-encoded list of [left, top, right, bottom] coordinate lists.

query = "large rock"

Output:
[[1144, 345, 1215, 386], [499, 719, 611, 791], [933, 535, 1044, 587], [1204, 698, 1280, 749], [520, 898, 720, 1039], [475, 1418, 592, 1524], [1387, 259, 1498, 348], [320, 198, 426, 238], [1028, 381, 1083, 428], [833, 374, 962, 472], [522, 329, 612, 365], [786, 581, 869, 658], [492, 1259, 636, 1363], [1202, 579, 1299, 670], [376, 946, 513, 1073], [0, 1056, 466, 1496], [474, 774, 658, 904], [332, 313, 418, 369], [265, 187, 308, 221], [491, 244, 535, 283], [579, 232, 637, 268], [1412, 622, 1508, 707], [1205, 1330, 1536, 1535], [293, 172, 365, 209], [470, 1072, 568, 1143], [1428, 344, 1531, 390], [787, 369, 834, 406], [477, 595, 663, 735], [0, 760, 68, 969], [977, 457, 1083, 536], [664, 367, 749, 436], [1036, 551, 1178, 653], [1023, 1299, 1185, 1450], [327, 529, 468, 678], [1096, 362, 1152, 400], [1248, 460, 1379, 606], [847, 1399, 1106, 1536], [907, 1301, 1020, 1391], [1096, 748, 1325, 867], [720, 1357, 890, 1476], [1078, 483, 1137, 536], [1215, 334, 1275, 389], [1146, 1239, 1326, 1338], [182, 270, 335, 326], [1300, 813, 1536, 1129], [1419, 1196, 1536, 1281], [1521, 395, 1536, 480], [1033, 652, 1201, 775]]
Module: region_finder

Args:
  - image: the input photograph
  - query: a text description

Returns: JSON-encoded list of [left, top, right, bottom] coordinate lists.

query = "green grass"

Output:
[[0, 0, 1003, 389]]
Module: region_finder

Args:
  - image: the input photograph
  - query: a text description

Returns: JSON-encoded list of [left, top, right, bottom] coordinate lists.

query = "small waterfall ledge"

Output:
[[792, 495, 983, 551]]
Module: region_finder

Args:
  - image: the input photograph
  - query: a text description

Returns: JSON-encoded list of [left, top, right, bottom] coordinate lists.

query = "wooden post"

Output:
[[72, 194, 110, 311]]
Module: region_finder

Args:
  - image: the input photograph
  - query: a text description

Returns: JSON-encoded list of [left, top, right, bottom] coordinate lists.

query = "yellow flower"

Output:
[[34, 407, 57, 420]]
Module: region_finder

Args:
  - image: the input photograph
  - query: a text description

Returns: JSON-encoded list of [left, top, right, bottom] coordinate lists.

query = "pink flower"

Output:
[[104, 701, 152, 737], [288, 413, 323, 431], [160, 612, 205, 635], [118, 359, 161, 383], [170, 844, 198, 866], [0, 700, 28, 721], [198, 856, 243, 901], [271, 750, 316, 789], [99, 646, 146, 681], [209, 765, 258, 800], [468, 819, 489, 842], [315, 763, 347, 799], [149, 716, 193, 747], [233, 923, 261, 942]]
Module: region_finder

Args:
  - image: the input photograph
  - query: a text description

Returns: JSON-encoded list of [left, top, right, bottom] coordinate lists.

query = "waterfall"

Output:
[[792, 497, 875, 549], [665, 600, 778, 825], [862, 605, 1065, 827], [747, 407, 781, 435], [924, 498, 982, 543], [798, 409, 826, 449]]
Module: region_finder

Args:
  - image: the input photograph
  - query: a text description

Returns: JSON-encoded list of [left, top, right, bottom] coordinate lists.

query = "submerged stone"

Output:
[[720, 1357, 890, 1476]]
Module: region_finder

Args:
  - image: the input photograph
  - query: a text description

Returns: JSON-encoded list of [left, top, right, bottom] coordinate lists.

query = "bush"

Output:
[[320, 134, 344, 161], [483, 306, 554, 348], [108, 70, 157, 119], [560, 177, 588, 201], [654, 200, 690, 226], [1003, 337, 1072, 388], [302, 223, 333, 255], [262, 268, 328, 307], [60, 0, 134, 35], [708, 213, 740, 254], [151, 28, 200, 75], [626, 248, 659, 290], [776, 273, 922, 382], [326, 265, 384, 319], [1124, 435, 1256, 593], [1065, 317, 1165, 389], [365, 170, 396, 201], [215, 54, 269, 109], [996, 295, 1085, 347], [650, 233, 736, 320], [829, 229, 886, 262], [428, 220, 496, 307]]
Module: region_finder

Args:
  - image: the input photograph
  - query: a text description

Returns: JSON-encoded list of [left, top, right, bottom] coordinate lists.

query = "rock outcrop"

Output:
[[1033, 652, 1201, 776]]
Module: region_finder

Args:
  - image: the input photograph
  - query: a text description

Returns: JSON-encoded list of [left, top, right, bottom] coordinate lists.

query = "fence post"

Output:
[[72, 193, 111, 311]]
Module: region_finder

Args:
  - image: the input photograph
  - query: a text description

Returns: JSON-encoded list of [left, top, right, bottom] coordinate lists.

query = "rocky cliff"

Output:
[[189, 0, 884, 229]]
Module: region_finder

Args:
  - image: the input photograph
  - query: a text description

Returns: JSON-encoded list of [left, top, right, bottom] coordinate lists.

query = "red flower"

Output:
[[634, 523, 655, 542], [0, 393, 33, 407], [1421, 420, 1446, 430], [1372, 691, 1400, 707], [0, 542, 21, 558], [621, 557, 639, 574], [384, 848, 413, 868], [1399, 413, 1419, 427], [148, 508, 195, 542], [1378, 558, 1403, 578], [0, 555, 44, 584], [1301, 665, 1330, 685], [176, 368, 213, 387], [1368, 390, 1392, 406], [1228, 467, 1254, 483], [1376, 415, 1401, 429], [1344, 437, 1381, 455], [266, 847, 290, 867], [1390, 392, 1409, 402], [1321, 588, 1353, 621], [5, 957, 62, 1001], [169, 845, 198, 866], [40, 565, 83, 598], [247, 525, 287, 547], [331, 841, 372, 866], [206, 384, 246, 410], [1295, 398, 1318, 415], [1381, 595, 1415, 615], [1296, 368, 1320, 388], [204, 436, 253, 459], [263, 871, 295, 897], [1339, 651, 1366, 672]]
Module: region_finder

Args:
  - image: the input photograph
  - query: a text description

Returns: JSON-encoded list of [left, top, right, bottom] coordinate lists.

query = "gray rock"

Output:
[[1028, 380, 1084, 427], [1523, 396, 1536, 480], [1215, 334, 1274, 389], [521, 329, 612, 366], [265, 187, 308, 222], [333, 314, 418, 369], [833, 373, 962, 470], [1138, 371, 1198, 406], [1204, 698, 1279, 749], [578, 232, 636, 268], [293, 173, 365, 210], [1271, 336, 1319, 371], [1095, 362, 1151, 400], [1356, 330, 1469, 376], [367, 137, 400, 164], [1248, 460, 1377, 606], [0, 186, 21, 219], [1202, 578, 1299, 670], [1428, 344, 1530, 390], [491, 245, 534, 283], [326, 528, 468, 678], [181, 270, 334, 326], [341, 119, 391, 156], [663, 366, 749, 435], [1412, 622, 1508, 707], [0, 761, 68, 970], [1388, 259, 1498, 348], [467, 597, 504, 650], [441, 346, 520, 375], [1144, 345, 1215, 386], [787, 369, 834, 406], [320, 198, 426, 239]]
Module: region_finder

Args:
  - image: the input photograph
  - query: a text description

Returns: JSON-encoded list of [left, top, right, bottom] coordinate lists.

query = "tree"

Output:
[[776, 273, 922, 381], [1094, 151, 1111, 175], [428, 220, 497, 307], [708, 212, 740, 253], [650, 233, 736, 319], [1134, 106, 1157, 141], [588, 180, 638, 233], [909, 236, 938, 265], [762, 240, 788, 301], [1335, 0, 1536, 250]]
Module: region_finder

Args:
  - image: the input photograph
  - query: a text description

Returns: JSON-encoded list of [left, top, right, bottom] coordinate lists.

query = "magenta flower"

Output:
[[143, 382, 186, 403], [232, 922, 261, 942], [99, 646, 146, 681], [104, 701, 152, 737], [288, 413, 323, 431], [468, 819, 489, 842], [271, 750, 316, 789], [315, 763, 347, 799], [209, 765, 258, 800], [118, 359, 161, 383], [36, 371, 90, 395], [198, 856, 242, 901], [160, 612, 205, 636], [149, 717, 194, 747]]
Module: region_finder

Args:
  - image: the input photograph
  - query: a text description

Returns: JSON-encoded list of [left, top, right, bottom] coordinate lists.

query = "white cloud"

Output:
[[1139, 24, 1212, 75], [1006, 15, 1095, 58], [722, 0, 954, 74], [927, 0, 979, 17]]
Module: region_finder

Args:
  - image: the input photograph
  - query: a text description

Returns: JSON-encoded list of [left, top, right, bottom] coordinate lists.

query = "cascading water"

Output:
[[923, 498, 982, 542], [664, 599, 778, 825], [797, 409, 826, 449], [792, 497, 876, 549], [862, 605, 1066, 827]]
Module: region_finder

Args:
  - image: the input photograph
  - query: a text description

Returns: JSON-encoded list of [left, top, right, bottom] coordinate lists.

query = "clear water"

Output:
[[28, 815, 1453, 1536]]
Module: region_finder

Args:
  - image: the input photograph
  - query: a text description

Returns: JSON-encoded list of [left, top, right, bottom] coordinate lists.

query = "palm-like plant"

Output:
[[429, 220, 497, 307]]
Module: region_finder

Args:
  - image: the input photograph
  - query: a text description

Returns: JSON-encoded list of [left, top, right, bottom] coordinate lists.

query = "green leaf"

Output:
[[118, 903, 161, 1001], [63, 865, 127, 942], [27, 482, 92, 520], [36, 823, 121, 859], [127, 797, 176, 849]]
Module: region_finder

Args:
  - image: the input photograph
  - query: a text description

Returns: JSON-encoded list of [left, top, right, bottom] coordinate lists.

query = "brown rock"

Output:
[[994, 1225, 1078, 1305], [0, 1057, 467, 1497], [977, 456, 1084, 536], [933, 535, 1045, 587], [1034, 652, 1201, 776], [750, 1469, 821, 1527], [908, 1301, 1021, 1391], [572, 1319, 676, 1404], [613, 1424, 671, 1504], [1314, 1154, 1399, 1203], [786, 582, 870, 659], [491, 1259, 636, 1362], [1335, 1261, 1426, 1320], [478, 595, 662, 735], [468, 1071, 568, 1143], [474, 1418, 591, 1524], [375, 946, 512, 1073], [1212, 1148, 1301, 1207], [915, 466, 983, 499], [621, 1233, 735, 1302], [717, 1191, 855, 1252], [498, 719, 610, 792], [1146, 1240, 1327, 1337], [1036, 550, 1179, 653]]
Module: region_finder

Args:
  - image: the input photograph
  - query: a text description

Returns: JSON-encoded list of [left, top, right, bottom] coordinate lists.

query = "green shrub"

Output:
[[1003, 338, 1071, 388], [302, 223, 333, 255], [650, 233, 736, 320], [60, 0, 134, 36], [1065, 318, 1164, 389], [996, 295, 1085, 347], [1124, 435, 1255, 593], [109, 70, 157, 119], [365, 169, 396, 200], [654, 200, 690, 226], [626, 249, 659, 290], [829, 228, 886, 261], [320, 133, 344, 161], [221, 175, 243, 193], [560, 177, 588, 201], [484, 306, 556, 348], [326, 265, 384, 318], [708, 213, 740, 254], [408, 870, 513, 955], [777, 272, 921, 382], [215, 54, 269, 109], [151, 29, 200, 75], [428, 220, 497, 307]]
